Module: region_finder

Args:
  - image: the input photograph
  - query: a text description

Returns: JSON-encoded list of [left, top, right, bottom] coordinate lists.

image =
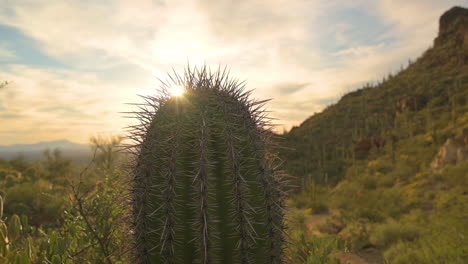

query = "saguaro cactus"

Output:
[[128, 66, 286, 264]]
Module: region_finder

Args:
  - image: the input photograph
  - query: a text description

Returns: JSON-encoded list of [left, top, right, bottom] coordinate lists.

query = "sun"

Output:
[[169, 85, 185, 97]]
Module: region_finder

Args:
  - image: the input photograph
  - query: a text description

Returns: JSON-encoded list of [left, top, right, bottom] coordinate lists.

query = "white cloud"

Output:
[[0, 65, 143, 144], [376, 0, 467, 50], [0, 45, 15, 59], [0, 0, 466, 144], [378, 0, 464, 30], [333, 43, 386, 57]]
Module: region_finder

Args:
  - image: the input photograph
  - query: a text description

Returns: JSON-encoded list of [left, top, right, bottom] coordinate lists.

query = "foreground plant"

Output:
[[128, 66, 287, 264]]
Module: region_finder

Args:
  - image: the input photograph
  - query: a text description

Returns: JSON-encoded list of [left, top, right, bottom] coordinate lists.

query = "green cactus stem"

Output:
[[127, 66, 287, 264]]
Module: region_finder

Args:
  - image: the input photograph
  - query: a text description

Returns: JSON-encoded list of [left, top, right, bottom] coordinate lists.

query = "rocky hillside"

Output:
[[282, 6, 468, 186], [285, 7, 468, 264]]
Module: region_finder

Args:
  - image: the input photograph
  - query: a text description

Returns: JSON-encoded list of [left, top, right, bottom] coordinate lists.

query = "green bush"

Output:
[[287, 232, 342, 264], [0, 136, 130, 263], [443, 161, 468, 188], [360, 174, 377, 189], [338, 220, 371, 251], [285, 204, 343, 263], [4, 180, 65, 226], [317, 217, 345, 235], [384, 236, 467, 264], [286, 207, 311, 229], [290, 181, 330, 214], [331, 183, 408, 222], [370, 220, 421, 249]]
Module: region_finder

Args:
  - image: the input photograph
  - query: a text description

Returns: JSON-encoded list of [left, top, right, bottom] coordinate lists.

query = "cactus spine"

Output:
[[128, 67, 286, 264]]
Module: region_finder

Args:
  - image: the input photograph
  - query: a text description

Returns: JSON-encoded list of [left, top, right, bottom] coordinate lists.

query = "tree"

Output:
[[0, 81, 8, 90]]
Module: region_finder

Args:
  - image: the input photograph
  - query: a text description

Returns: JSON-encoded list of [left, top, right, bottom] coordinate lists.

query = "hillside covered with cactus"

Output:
[[283, 6, 468, 264], [282, 6, 467, 185]]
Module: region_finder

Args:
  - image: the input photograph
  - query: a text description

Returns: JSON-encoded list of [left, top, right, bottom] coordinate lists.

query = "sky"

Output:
[[0, 0, 467, 145]]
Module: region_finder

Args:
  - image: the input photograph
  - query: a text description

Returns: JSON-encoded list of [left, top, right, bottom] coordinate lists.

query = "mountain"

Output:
[[285, 7, 467, 263], [281, 5, 468, 186], [0, 140, 88, 153], [0, 139, 91, 162]]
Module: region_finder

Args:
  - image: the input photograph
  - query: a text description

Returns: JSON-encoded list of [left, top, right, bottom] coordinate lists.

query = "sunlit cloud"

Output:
[[0, 0, 466, 144]]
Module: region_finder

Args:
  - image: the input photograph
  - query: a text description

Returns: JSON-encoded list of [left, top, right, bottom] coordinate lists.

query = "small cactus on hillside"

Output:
[[128, 66, 287, 264]]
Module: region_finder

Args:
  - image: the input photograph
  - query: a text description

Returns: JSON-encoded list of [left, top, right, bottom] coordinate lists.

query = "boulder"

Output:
[[353, 136, 386, 160], [431, 128, 468, 172], [396, 95, 426, 115]]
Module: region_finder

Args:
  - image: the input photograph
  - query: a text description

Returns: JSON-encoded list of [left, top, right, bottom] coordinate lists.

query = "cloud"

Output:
[[0, 0, 166, 70], [196, 0, 312, 41], [333, 43, 386, 57], [0, 64, 142, 144], [0, 113, 23, 119], [274, 83, 310, 94], [0, 0, 467, 143], [38, 106, 92, 118], [0, 45, 16, 59], [376, 0, 467, 48]]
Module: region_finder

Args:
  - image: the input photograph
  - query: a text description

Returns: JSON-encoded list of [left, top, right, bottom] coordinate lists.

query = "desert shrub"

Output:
[[402, 178, 433, 208], [287, 232, 342, 264], [384, 236, 467, 264], [372, 187, 409, 219], [329, 180, 361, 210], [367, 158, 393, 175], [370, 220, 421, 249], [338, 219, 371, 251], [344, 163, 367, 180], [41, 149, 74, 185], [8, 155, 29, 172], [290, 181, 330, 214], [286, 207, 312, 230], [382, 171, 468, 263], [442, 161, 468, 188], [332, 182, 408, 222], [356, 208, 386, 223], [400, 208, 426, 224], [384, 241, 433, 264], [386, 162, 416, 183], [377, 172, 396, 187], [3, 180, 65, 226], [317, 217, 345, 235], [286, 207, 342, 263], [395, 135, 439, 171], [359, 174, 378, 189]]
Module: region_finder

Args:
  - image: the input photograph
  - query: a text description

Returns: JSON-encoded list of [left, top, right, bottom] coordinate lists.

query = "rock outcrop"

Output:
[[353, 136, 386, 160], [395, 94, 426, 115], [431, 128, 468, 172], [434, 6, 468, 47]]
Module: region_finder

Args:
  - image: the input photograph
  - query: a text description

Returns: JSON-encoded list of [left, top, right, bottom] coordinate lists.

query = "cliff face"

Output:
[[434, 6, 468, 47]]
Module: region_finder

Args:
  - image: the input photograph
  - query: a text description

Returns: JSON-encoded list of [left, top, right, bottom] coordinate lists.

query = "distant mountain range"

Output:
[[0, 140, 91, 162]]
